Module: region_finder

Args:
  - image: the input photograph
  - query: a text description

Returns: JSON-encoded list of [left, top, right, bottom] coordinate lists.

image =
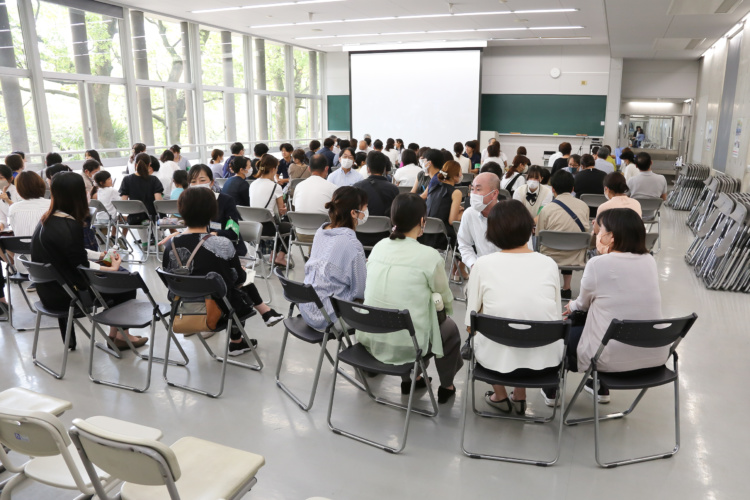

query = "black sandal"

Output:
[[484, 391, 512, 413], [509, 391, 527, 415]]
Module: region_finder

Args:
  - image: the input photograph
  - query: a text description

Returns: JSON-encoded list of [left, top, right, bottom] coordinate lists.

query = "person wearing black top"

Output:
[[354, 152, 399, 250], [31, 172, 144, 351], [551, 141, 572, 174], [421, 160, 463, 255], [277, 143, 293, 186], [463, 140, 481, 170], [221, 156, 251, 207], [161, 187, 283, 351], [321, 137, 336, 167], [573, 153, 607, 218]]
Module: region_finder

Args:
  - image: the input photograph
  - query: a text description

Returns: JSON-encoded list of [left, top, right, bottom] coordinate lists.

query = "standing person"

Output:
[[119, 152, 164, 247], [221, 155, 252, 207], [170, 144, 191, 170], [81, 160, 101, 198], [299, 186, 368, 331], [126, 143, 146, 175], [328, 148, 363, 187], [453, 142, 472, 174], [31, 172, 143, 351], [277, 143, 293, 186], [500, 155, 529, 195], [464, 140, 481, 173], [513, 165, 553, 221], [537, 170, 590, 300], [357, 194, 463, 404], [550, 142, 572, 174], [289, 149, 311, 180], [249, 154, 291, 267], [222, 142, 246, 178], [594, 146, 614, 174], [457, 172, 502, 270], [209, 148, 225, 179], [627, 152, 668, 200], [393, 149, 421, 187]]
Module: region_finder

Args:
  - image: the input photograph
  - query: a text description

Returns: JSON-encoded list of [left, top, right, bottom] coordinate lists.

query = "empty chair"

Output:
[[536, 230, 591, 299], [563, 314, 697, 468], [214, 176, 228, 188], [238, 220, 273, 302], [236, 206, 291, 278], [461, 312, 570, 466], [112, 200, 154, 263], [286, 211, 330, 274], [634, 196, 664, 253], [0, 236, 43, 331], [580, 194, 609, 212], [327, 297, 438, 454], [70, 417, 264, 500]]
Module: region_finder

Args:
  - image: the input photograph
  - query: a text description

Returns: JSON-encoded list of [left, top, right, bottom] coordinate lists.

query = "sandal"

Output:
[[509, 391, 527, 415], [484, 391, 512, 413]]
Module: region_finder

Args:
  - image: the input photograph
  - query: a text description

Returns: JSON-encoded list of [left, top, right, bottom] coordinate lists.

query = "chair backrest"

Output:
[[154, 199, 180, 216], [645, 232, 659, 252], [70, 418, 181, 486], [18, 256, 68, 287], [273, 268, 325, 309], [287, 211, 330, 232], [537, 230, 591, 251], [239, 220, 263, 246], [0, 235, 32, 255], [88, 206, 97, 219], [633, 197, 663, 213], [89, 199, 110, 221], [580, 194, 608, 209], [498, 188, 511, 200], [456, 186, 470, 199], [288, 177, 305, 192], [156, 268, 228, 300], [0, 406, 70, 457], [470, 312, 569, 349], [237, 205, 274, 224], [112, 199, 149, 216], [423, 217, 448, 236], [330, 297, 415, 337], [462, 173, 474, 184], [601, 314, 697, 349], [452, 220, 460, 234], [398, 185, 412, 195], [355, 215, 391, 234], [78, 267, 148, 296], [214, 177, 228, 188]]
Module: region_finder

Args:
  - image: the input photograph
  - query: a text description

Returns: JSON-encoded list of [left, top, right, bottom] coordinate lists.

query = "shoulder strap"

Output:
[[551, 199, 586, 232], [505, 173, 520, 191], [264, 181, 279, 210], [171, 234, 212, 268]]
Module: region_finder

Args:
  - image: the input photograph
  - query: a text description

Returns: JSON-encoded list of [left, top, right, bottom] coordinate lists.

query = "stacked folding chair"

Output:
[[667, 164, 711, 210], [686, 172, 741, 232]]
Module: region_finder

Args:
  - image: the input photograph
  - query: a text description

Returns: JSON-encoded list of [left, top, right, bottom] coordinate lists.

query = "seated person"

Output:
[[31, 172, 139, 351], [411, 148, 444, 198], [466, 200, 563, 413], [170, 169, 188, 201], [559, 208, 665, 403], [328, 148, 363, 187], [594, 146, 614, 174], [293, 154, 337, 244], [162, 187, 283, 355], [550, 141, 572, 175], [299, 186, 368, 331], [9, 171, 51, 237], [513, 165, 553, 222], [537, 170, 590, 300], [248, 155, 291, 267], [573, 153, 606, 217], [357, 194, 463, 404], [392, 149, 421, 187], [627, 152, 668, 200], [594, 172, 642, 233], [289, 149, 311, 181], [500, 155, 529, 195], [457, 172, 501, 270], [354, 151, 399, 249], [221, 155, 252, 207], [619, 149, 638, 180]]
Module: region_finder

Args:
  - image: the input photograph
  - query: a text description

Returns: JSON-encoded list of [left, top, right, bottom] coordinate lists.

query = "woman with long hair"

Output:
[[500, 155, 530, 195], [126, 143, 147, 175]]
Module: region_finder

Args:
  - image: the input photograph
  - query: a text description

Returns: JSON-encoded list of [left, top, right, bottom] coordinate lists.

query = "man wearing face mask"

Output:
[[354, 152, 399, 250], [411, 149, 444, 199], [328, 147, 363, 187], [457, 172, 502, 270]]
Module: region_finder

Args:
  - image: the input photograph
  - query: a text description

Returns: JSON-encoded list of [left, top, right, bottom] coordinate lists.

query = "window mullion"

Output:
[[120, 7, 140, 146]]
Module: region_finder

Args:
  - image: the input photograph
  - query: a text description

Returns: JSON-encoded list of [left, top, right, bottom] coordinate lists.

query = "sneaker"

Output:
[[541, 387, 560, 407], [584, 379, 610, 404], [560, 289, 572, 300], [460, 338, 473, 360], [261, 309, 284, 327], [228, 338, 259, 357], [26, 283, 37, 292]]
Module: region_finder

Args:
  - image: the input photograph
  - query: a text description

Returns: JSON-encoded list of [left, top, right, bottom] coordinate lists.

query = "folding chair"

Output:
[[112, 200, 155, 263], [154, 199, 187, 260], [456, 185, 470, 200], [461, 173, 474, 185], [634, 196, 664, 253], [18, 257, 122, 379], [238, 220, 273, 303], [89, 199, 113, 251], [0, 406, 161, 500], [354, 215, 391, 252], [287, 177, 305, 210], [450, 220, 467, 303], [645, 232, 659, 254], [327, 297, 438, 454], [70, 417, 264, 500], [563, 314, 698, 468], [0, 236, 47, 331], [580, 194, 608, 215], [461, 312, 569, 466], [157, 269, 263, 398], [236, 206, 290, 279], [536, 231, 591, 298], [398, 185, 412, 195], [423, 217, 452, 264], [79, 267, 188, 393], [286, 211, 330, 275], [214, 177, 228, 189], [274, 268, 362, 411], [498, 188, 512, 200]]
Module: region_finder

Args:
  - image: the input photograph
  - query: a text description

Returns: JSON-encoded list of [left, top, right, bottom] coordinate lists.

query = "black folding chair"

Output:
[[563, 313, 698, 468], [0, 236, 49, 331], [274, 268, 362, 411], [157, 269, 263, 398], [327, 297, 438, 454], [18, 257, 122, 379], [461, 312, 570, 466], [78, 267, 188, 393]]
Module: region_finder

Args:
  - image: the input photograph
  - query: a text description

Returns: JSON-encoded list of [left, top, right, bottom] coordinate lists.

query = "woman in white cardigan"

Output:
[[465, 200, 563, 415]]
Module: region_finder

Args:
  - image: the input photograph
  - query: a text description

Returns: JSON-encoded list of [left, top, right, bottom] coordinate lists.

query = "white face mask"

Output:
[[419, 158, 427, 168], [340, 158, 353, 170], [527, 179, 540, 191], [356, 208, 369, 225], [0, 179, 8, 190], [191, 182, 212, 190], [470, 190, 495, 212]]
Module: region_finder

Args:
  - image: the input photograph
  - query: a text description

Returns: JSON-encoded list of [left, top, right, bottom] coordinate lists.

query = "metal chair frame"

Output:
[[354, 215, 392, 252], [154, 199, 187, 261], [238, 220, 273, 304], [89, 199, 113, 251], [423, 217, 452, 265], [0, 236, 53, 331], [448, 220, 467, 303], [112, 200, 155, 263], [285, 212, 330, 275], [634, 196, 664, 254], [236, 206, 290, 279]]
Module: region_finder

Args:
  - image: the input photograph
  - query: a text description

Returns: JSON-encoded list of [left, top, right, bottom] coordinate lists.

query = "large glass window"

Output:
[[0, 1, 27, 69], [293, 48, 319, 95], [255, 94, 287, 142], [44, 79, 84, 155], [0, 77, 39, 153], [200, 28, 244, 87], [254, 39, 285, 92], [203, 90, 226, 144], [91, 83, 130, 154], [295, 97, 321, 140], [131, 13, 188, 84]]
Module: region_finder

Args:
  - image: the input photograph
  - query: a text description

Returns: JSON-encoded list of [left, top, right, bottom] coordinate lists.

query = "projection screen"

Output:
[[349, 49, 482, 150]]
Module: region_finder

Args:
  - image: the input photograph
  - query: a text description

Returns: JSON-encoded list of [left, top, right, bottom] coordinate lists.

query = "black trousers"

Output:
[[226, 284, 264, 340], [261, 221, 291, 253]]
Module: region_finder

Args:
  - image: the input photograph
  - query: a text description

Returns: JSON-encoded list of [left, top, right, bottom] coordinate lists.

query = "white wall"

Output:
[[621, 59, 700, 100], [326, 51, 350, 95]]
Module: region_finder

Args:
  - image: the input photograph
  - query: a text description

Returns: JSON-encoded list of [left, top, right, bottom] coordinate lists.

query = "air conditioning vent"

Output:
[[716, 0, 744, 14], [668, 0, 743, 15], [685, 38, 707, 50]]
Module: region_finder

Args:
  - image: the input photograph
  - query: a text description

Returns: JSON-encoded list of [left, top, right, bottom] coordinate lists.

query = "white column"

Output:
[[603, 57, 623, 147]]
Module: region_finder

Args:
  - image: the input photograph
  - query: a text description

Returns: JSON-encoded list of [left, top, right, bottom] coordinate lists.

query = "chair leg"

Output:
[[137, 317, 189, 367], [88, 320, 156, 393], [0, 471, 27, 500], [32, 307, 74, 379], [275, 328, 329, 411], [323, 347, 366, 391]]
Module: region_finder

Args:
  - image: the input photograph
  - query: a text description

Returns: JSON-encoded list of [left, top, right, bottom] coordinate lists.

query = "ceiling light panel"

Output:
[[192, 0, 344, 15], [295, 26, 584, 40]]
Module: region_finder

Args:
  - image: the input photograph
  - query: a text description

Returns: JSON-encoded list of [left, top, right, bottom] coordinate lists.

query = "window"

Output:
[[293, 48, 319, 95], [254, 39, 285, 92], [144, 87, 194, 148], [90, 83, 130, 154], [295, 97, 321, 140], [203, 91, 226, 144], [255, 94, 287, 142], [132, 13, 188, 83], [44, 79, 84, 156], [0, 1, 27, 69], [0, 77, 39, 153], [200, 28, 244, 87]]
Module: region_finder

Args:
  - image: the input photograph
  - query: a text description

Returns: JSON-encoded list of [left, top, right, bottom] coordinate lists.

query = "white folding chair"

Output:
[[634, 196, 664, 253], [239, 220, 273, 303], [236, 206, 290, 278], [286, 211, 330, 274]]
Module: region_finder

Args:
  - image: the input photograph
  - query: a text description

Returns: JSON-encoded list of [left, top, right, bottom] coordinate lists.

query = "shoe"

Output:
[[437, 386, 456, 404], [584, 379, 610, 404], [113, 337, 148, 350], [401, 376, 431, 395], [261, 309, 284, 327], [509, 391, 527, 415], [228, 338, 258, 356], [541, 387, 560, 407], [26, 283, 36, 292], [200, 331, 216, 339], [460, 338, 473, 360], [484, 391, 512, 413], [561, 289, 572, 300]]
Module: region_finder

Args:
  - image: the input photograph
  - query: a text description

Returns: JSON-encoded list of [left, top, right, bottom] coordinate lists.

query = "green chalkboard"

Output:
[[327, 95, 350, 131], [481, 94, 606, 136]]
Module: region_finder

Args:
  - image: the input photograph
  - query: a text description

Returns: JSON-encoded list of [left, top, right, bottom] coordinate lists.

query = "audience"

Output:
[[293, 154, 337, 243], [331, 139, 351, 167], [483, 140, 508, 169], [500, 155, 529, 195], [119, 152, 164, 246], [249, 143, 267, 176], [277, 143, 293, 186], [627, 152, 668, 200], [537, 170, 590, 299], [353, 150, 368, 176], [594, 172, 642, 233], [392, 149, 421, 187], [408, 142, 419, 152], [551, 142, 572, 174], [209, 148, 225, 179], [170, 144, 190, 170], [45, 164, 72, 188], [306, 139, 321, 161], [604, 144, 617, 169], [321, 138, 336, 167], [9, 171, 50, 237], [479, 161, 503, 179], [595, 146, 614, 174], [223, 142, 246, 178], [464, 140, 481, 173], [126, 143, 146, 174], [619, 149, 637, 180], [358, 194, 463, 404], [453, 142, 472, 174], [383, 138, 400, 167], [457, 172, 501, 269], [548, 142, 564, 168], [574, 153, 606, 214], [466, 200, 563, 412], [567, 154, 581, 175], [289, 149, 311, 180], [81, 159, 101, 197], [421, 160, 462, 268], [479, 138, 496, 165], [299, 186, 368, 331], [249, 155, 290, 267], [221, 155, 252, 207], [6, 153, 25, 184], [513, 165, 553, 221], [517, 146, 527, 156], [85, 149, 102, 166], [414, 148, 446, 199], [354, 151, 398, 250], [328, 148, 363, 187], [93, 170, 117, 218], [156, 151, 179, 196], [170, 170, 188, 201]]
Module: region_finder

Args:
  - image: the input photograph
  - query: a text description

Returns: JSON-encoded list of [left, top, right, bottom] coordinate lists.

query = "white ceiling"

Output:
[[110, 0, 750, 59]]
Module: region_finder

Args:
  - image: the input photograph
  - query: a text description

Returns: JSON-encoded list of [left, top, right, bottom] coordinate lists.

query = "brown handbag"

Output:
[[171, 235, 223, 334]]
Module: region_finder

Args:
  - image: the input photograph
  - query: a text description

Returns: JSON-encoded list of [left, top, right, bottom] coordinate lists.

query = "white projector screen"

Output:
[[349, 49, 481, 150]]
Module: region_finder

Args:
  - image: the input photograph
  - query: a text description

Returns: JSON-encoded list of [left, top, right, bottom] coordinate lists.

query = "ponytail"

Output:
[[437, 160, 461, 183], [134, 152, 150, 177], [210, 148, 224, 164], [254, 153, 278, 178]]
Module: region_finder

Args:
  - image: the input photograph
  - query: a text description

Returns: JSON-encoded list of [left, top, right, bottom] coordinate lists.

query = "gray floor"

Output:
[[0, 208, 747, 500]]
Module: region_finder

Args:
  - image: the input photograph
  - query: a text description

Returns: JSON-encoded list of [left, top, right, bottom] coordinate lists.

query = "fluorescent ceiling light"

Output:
[[629, 101, 674, 107], [491, 36, 591, 41], [725, 22, 744, 38], [296, 26, 583, 40], [343, 40, 487, 51], [192, 0, 343, 15], [684, 98, 693, 103], [250, 8, 578, 28]]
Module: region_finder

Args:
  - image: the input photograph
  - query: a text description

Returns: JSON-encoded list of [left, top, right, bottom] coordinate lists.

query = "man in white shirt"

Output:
[[547, 142, 564, 168], [328, 151, 364, 187], [480, 138, 497, 165], [627, 151, 668, 200], [594, 146, 614, 174], [457, 172, 502, 269], [293, 154, 338, 242]]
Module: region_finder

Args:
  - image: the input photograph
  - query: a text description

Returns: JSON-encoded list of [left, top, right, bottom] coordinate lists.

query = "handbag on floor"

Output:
[[170, 235, 222, 334]]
